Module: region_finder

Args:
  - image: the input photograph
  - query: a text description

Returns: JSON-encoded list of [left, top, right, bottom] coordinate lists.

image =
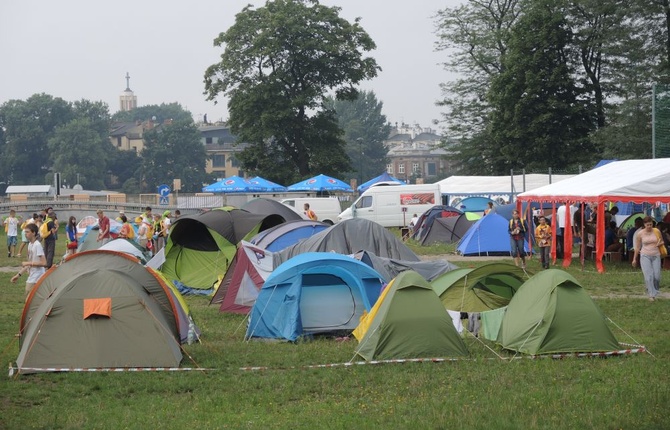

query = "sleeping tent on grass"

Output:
[[457, 213, 531, 256], [17, 251, 184, 374], [353, 271, 469, 361], [160, 207, 284, 291], [411, 205, 462, 241], [211, 241, 275, 313], [431, 263, 528, 312], [274, 218, 419, 266], [246, 253, 385, 341], [419, 213, 475, 246], [497, 269, 619, 355]]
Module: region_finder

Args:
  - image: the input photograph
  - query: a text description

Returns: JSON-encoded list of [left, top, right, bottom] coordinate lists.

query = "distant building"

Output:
[[384, 123, 453, 182], [199, 124, 247, 180], [109, 119, 166, 153], [119, 72, 137, 112]]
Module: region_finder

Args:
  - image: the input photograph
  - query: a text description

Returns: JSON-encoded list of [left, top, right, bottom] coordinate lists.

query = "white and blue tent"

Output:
[[457, 213, 531, 256], [246, 253, 385, 341]]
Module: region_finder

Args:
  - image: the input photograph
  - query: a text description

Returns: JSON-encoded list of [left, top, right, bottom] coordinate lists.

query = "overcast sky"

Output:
[[0, 0, 462, 130]]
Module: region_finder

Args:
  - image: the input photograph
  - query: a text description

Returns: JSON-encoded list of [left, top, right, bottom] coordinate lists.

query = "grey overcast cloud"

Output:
[[0, 0, 461, 129]]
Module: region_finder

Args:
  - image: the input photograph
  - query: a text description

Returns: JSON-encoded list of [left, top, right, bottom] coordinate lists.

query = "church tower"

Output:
[[119, 72, 137, 111]]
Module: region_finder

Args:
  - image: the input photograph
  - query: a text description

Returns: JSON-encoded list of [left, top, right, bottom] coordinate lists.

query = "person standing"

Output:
[[11, 223, 47, 300], [484, 202, 495, 215], [65, 216, 78, 257], [17, 213, 38, 257], [304, 203, 317, 220], [632, 216, 663, 302], [4, 209, 19, 258], [555, 204, 567, 259], [535, 216, 552, 269], [41, 210, 57, 269], [96, 210, 111, 245], [508, 210, 527, 269]]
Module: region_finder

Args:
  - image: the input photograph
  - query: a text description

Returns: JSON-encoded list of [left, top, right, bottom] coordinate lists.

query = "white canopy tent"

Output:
[[516, 159, 670, 272], [436, 173, 576, 204]]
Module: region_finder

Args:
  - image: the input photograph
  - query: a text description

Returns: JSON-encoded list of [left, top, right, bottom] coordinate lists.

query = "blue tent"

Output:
[[357, 172, 405, 193], [287, 174, 353, 192], [246, 252, 385, 341], [248, 176, 287, 192], [202, 176, 264, 193], [249, 220, 329, 252], [457, 213, 531, 256]]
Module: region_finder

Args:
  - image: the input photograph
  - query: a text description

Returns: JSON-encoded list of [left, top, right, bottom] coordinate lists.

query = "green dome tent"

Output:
[[354, 271, 468, 361], [431, 263, 528, 312], [497, 269, 619, 355], [161, 207, 284, 290]]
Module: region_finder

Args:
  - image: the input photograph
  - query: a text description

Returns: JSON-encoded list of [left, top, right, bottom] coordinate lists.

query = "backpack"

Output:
[[126, 224, 135, 240], [39, 219, 51, 239]]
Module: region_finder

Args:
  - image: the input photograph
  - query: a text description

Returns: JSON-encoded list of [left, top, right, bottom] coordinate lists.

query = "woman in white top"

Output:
[[632, 216, 662, 301], [10, 223, 47, 300]]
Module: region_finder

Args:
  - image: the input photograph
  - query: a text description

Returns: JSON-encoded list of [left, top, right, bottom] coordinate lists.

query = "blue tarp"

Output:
[[203, 176, 265, 193], [246, 253, 385, 341], [287, 174, 353, 192], [357, 172, 405, 192], [457, 213, 532, 256]]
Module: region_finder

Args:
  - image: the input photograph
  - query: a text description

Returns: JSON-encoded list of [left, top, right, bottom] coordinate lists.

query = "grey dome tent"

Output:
[[17, 251, 184, 374]]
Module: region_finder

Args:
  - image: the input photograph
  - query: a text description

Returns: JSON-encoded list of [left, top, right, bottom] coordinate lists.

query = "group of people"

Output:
[[114, 206, 179, 255], [6, 207, 60, 299], [4, 206, 182, 300], [505, 203, 668, 302]]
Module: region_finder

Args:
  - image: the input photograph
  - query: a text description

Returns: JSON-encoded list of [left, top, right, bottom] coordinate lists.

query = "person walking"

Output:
[[535, 216, 552, 269], [632, 216, 663, 302], [304, 203, 317, 220], [508, 209, 528, 269], [10, 223, 47, 300]]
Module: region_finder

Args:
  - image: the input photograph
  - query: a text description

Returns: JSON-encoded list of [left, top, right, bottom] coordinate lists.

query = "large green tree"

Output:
[[488, 0, 596, 172], [48, 118, 108, 190], [0, 94, 74, 184], [204, 0, 379, 184], [324, 91, 391, 183], [140, 120, 210, 193]]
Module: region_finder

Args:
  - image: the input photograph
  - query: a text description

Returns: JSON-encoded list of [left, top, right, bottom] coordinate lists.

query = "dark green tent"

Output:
[[354, 271, 468, 361], [497, 269, 619, 355], [431, 263, 528, 312]]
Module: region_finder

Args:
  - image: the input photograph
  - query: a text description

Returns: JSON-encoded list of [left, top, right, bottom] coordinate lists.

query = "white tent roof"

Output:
[[436, 174, 575, 196], [517, 159, 670, 204], [5, 185, 54, 194]]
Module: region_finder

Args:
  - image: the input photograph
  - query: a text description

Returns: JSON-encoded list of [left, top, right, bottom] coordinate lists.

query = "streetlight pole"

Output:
[[357, 138, 364, 189]]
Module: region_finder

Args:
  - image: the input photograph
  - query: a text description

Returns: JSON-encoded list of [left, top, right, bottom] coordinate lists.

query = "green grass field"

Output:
[[0, 235, 668, 429]]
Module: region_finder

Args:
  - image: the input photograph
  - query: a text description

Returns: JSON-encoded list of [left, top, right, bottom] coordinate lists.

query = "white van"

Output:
[[338, 184, 441, 228], [280, 197, 342, 225]]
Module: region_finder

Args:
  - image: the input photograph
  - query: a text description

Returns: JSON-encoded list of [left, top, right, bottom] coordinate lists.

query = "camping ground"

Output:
[[0, 238, 668, 429]]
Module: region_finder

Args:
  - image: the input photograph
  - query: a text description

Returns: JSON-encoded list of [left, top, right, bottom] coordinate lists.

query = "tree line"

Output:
[[434, 0, 669, 174], [0, 95, 210, 193]]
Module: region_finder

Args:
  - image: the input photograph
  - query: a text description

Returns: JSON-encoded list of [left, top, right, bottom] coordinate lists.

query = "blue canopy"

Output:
[[357, 172, 406, 192], [287, 174, 353, 192], [248, 176, 287, 192], [202, 175, 265, 193]]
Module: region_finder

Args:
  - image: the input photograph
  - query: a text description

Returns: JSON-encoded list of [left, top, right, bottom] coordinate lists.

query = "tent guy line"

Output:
[[238, 346, 647, 372]]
